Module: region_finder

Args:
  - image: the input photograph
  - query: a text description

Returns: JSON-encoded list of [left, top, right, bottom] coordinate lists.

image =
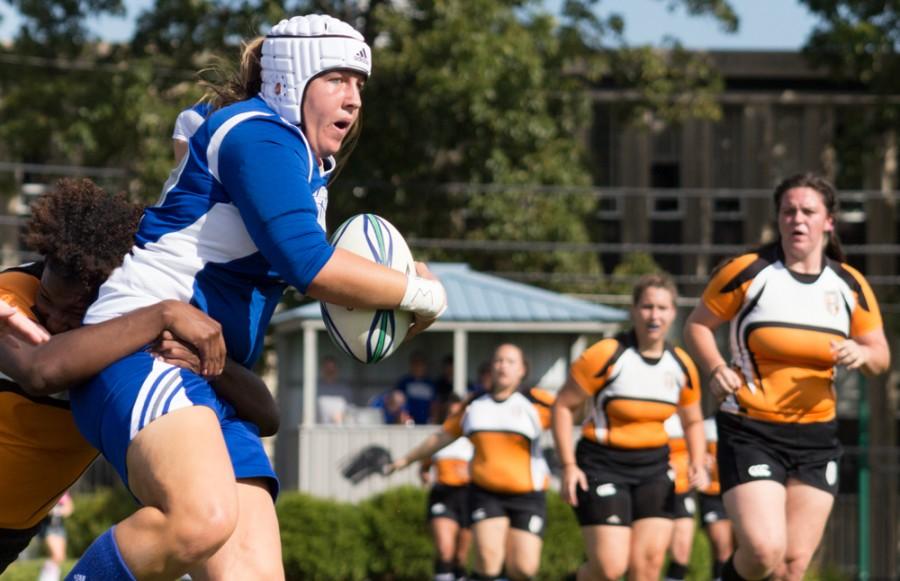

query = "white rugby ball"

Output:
[[321, 214, 415, 364]]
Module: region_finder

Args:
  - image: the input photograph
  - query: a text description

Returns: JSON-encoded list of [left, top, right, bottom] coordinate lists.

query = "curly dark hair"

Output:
[[24, 178, 143, 292]]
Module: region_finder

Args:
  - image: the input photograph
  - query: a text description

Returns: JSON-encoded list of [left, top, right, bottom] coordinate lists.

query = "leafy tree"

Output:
[[800, 0, 900, 189], [0, 0, 738, 289], [324, 0, 735, 287]]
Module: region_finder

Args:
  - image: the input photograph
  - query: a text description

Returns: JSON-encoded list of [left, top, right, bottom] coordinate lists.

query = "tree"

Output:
[[800, 0, 900, 189], [0, 0, 738, 289], [324, 0, 736, 288]]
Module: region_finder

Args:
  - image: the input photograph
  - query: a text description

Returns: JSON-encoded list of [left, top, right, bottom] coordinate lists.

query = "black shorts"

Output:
[[573, 439, 674, 527], [37, 515, 66, 540], [716, 412, 841, 496], [698, 493, 728, 526], [0, 523, 41, 574], [428, 484, 470, 527], [468, 484, 546, 537], [575, 439, 671, 484], [672, 492, 696, 520], [574, 475, 674, 526]]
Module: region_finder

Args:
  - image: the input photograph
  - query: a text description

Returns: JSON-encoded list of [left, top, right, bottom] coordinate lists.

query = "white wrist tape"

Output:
[[400, 276, 447, 319]]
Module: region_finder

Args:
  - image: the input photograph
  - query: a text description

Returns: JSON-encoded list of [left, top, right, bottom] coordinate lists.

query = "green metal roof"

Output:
[[272, 263, 627, 325]]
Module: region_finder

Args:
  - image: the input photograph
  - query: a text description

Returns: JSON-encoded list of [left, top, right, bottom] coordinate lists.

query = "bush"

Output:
[[360, 486, 432, 581], [67, 487, 138, 556], [278, 492, 371, 581]]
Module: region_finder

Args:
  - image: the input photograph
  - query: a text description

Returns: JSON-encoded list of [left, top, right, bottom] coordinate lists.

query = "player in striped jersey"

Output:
[[662, 415, 697, 581], [684, 173, 889, 581], [387, 344, 555, 581], [66, 14, 447, 581], [552, 274, 708, 581], [697, 417, 732, 581], [420, 394, 474, 581]]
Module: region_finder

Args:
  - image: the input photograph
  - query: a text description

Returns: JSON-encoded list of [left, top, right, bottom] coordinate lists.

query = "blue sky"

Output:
[[0, 0, 818, 49]]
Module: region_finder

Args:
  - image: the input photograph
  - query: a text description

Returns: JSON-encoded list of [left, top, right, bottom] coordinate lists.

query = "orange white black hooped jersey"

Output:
[[702, 246, 883, 424], [0, 264, 98, 530], [571, 331, 701, 450], [442, 387, 554, 495], [428, 436, 474, 487]]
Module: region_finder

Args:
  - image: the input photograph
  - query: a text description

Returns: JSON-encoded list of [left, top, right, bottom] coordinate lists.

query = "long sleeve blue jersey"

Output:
[[85, 96, 335, 367]]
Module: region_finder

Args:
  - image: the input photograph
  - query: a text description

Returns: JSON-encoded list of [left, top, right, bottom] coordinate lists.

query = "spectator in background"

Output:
[[396, 351, 437, 424], [370, 389, 413, 425], [317, 355, 353, 425], [38, 491, 73, 581]]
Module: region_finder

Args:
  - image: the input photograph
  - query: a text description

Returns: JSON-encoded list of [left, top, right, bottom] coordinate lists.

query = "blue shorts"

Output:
[[70, 351, 278, 498]]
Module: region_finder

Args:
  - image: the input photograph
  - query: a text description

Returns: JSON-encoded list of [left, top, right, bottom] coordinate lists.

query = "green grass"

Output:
[[0, 560, 73, 581]]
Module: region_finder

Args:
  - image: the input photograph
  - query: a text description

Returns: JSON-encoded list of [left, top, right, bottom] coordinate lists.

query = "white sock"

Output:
[[38, 560, 60, 581]]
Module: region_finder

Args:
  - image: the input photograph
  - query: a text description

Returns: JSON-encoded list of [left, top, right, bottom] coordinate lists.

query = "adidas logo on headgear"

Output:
[[353, 48, 369, 65]]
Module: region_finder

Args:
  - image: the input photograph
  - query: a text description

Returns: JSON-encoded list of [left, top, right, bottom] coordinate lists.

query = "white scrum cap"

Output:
[[260, 14, 371, 125]]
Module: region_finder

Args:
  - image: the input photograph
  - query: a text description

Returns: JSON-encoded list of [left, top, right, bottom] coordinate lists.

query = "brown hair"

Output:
[[631, 273, 678, 306], [201, 36, 265, 110], [764, 172, 846, 262]]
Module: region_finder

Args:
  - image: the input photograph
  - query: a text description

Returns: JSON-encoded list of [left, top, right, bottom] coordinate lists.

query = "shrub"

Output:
[[360, 486, 432, 581], [278, 492, 370, 581], [67, 487, 137, 556]]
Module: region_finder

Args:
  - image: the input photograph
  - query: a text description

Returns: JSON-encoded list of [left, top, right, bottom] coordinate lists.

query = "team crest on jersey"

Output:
[[824, 290, 840, 316]]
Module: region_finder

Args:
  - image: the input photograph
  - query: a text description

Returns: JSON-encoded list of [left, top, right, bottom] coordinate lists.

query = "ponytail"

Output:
[[199, 36, 265, 111]]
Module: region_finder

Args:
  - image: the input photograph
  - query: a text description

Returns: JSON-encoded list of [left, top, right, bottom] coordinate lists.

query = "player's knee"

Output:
[[435, 540, 456, 561], [476, 543, 503, 564], [782, 550, 814, 579], [628, 553, 664, 578], [587, 557, 626, 581], [168, 500, 237, 565], [742, 537, 784, 573]]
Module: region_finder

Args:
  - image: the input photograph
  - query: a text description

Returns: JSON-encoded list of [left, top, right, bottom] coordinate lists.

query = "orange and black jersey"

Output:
[[443, 387, 554, 495], [702, 247, 883, 423], [426, 436, 474, 487], [570, 331, 701, 450], [0, 263, 98, 529]]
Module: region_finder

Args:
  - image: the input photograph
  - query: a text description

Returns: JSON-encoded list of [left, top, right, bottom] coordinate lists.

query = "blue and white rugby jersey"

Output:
[[85, 96, 335, 367]]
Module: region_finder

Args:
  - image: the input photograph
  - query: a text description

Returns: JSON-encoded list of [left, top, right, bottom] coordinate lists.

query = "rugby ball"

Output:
[[321, 214, 414, 364]]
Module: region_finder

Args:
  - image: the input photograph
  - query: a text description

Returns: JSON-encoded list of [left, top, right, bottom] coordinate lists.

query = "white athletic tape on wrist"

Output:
[[400, 276, 447, 319]]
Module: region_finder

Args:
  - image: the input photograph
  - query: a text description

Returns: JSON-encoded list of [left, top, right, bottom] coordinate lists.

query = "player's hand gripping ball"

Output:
[[321, 214, 415, 363]]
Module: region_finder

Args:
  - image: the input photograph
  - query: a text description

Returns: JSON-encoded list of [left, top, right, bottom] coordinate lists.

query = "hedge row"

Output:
[[56, 486, 720, 581]]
